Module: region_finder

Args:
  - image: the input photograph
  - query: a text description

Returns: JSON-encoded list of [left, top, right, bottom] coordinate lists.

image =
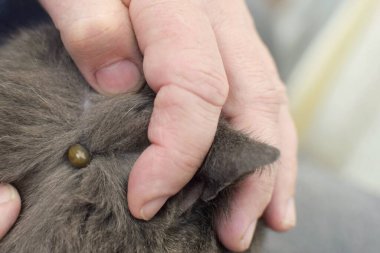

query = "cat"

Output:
[[0, 22, 279, 252]]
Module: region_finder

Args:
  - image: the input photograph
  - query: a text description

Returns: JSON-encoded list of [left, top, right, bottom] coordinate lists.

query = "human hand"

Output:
[[0, 184, 21, 240], [39, 0, 298, 252]]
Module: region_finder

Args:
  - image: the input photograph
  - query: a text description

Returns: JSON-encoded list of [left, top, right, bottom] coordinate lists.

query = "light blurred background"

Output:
[[246, 0, 380, 252], [250, 0, 380, 196]]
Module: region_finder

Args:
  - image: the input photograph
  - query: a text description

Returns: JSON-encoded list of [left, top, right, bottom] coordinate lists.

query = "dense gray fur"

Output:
[[0, 23, 279, 252]]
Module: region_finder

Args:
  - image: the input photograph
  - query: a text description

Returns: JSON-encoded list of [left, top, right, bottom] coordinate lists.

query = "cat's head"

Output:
[[0, 24, 279, 252]]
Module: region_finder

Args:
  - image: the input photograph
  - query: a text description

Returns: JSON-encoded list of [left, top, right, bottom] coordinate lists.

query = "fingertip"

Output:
[[282, 197, 297, 229], [264, 197, 297, 232], [0, 183, 21, 239], [240, 220, 257, 251], [215, 172, 276, 251], [139, 196, 169, 220], [40, 0, 143, 95], [216, 210, 257, 252], [94, 59, 143, 95], [127, 143, 203, 220]]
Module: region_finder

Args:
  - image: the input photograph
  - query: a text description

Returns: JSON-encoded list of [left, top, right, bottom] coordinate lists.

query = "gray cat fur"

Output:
[[0, 23, 279, 253]]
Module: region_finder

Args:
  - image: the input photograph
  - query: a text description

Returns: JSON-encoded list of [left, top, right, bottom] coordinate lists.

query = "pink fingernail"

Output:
[[283, 197, 296, 228], [95, 60, 141, 94], [0, 183, 16, 204], [240, 219, 257, 250], [140, 196, 169, 221]]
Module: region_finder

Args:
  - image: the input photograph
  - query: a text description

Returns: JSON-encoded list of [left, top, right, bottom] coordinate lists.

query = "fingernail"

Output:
[[140, 196, 169, 220], [95, 60, 141, 94], [240, 219, 257, 250], [0, 183, 16, 204], [283, 197, 296, 228]]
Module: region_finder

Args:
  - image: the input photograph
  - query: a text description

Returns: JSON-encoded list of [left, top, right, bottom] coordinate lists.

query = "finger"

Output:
[[217, 171, 276, 252], [203, 0, 297, 251], [126, 0, 229, 220], [205, 0, 282, 127], [39, 0, 143, 94], [264, 106, 298, 231], [0, 184, 21, 239]]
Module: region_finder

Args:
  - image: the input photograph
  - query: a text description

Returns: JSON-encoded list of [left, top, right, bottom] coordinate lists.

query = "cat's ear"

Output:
[[173, 120, 279, 214], [199, 120, 280, 201]]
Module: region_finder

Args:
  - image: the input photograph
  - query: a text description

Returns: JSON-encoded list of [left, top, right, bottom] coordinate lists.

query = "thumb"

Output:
[[0, 184, 21, 240], [39, 0, 143, 94]]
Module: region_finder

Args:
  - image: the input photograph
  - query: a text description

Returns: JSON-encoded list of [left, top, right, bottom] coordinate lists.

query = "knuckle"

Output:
[[62, 16, 125, 56], [154, 53, 229, 107], [250, 79, 288, 117], [262, 82, 288, 106]]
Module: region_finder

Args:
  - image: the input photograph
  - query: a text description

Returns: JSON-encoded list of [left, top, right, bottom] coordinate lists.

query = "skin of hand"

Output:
[[1, 0, 298, 251]]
